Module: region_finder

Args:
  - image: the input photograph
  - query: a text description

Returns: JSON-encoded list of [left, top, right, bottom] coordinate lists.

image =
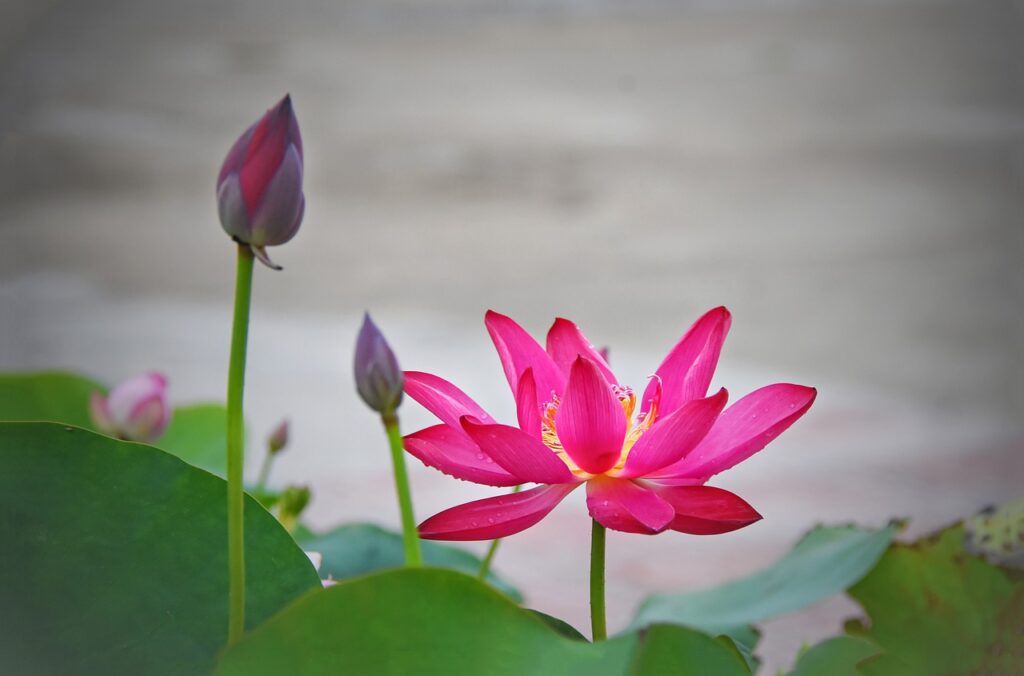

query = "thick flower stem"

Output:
[[477, 484, 522, 580], [383, 413, 423, 566], [590, 519, 607, 642], [226, 244, 254, 646]]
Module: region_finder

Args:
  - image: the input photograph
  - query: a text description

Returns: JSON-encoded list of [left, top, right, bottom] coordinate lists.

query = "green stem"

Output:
[[590, 519, 607, 642], [226, 244, 254, 646], [477, 484, 522, 580], [383, 414, 422, 566], [254, 450, 275, 492]]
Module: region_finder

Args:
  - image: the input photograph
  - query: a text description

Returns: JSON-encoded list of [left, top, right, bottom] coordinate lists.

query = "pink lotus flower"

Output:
[[404, 308, 816, 540], [89, 372, 171, 443]]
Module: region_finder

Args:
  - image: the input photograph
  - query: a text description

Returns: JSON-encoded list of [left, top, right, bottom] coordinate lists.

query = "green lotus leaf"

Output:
[[846, 523, 1024, 675], [0, 422, 321, 675]]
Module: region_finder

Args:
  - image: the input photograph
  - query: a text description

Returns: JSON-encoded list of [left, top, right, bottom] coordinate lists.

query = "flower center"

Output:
[[539, 383, 658, 477]]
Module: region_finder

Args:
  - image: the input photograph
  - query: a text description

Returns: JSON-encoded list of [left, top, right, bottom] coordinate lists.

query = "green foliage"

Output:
[[530, 610, 588, 640], [787, 636, 879, 675], [633, 524, 895, 651], [215, 567, 630, 676], [0, 370, 104, 429], [846, 525, 1024, 675], [298, 523, 523, 601], [626, 625, 751, 675], [250, 486, 285, 509], [0, 370, 232, 474], [0, 422, 321, 676], [158, 402, 230, 475], [12, 373, 1022, 674], [214, 567, 749, 676]]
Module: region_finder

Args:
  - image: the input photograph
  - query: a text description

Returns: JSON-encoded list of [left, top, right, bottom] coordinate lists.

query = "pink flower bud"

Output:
[[354, 313, 404, 416], [89, 372, 171, 443], [268, 418, 290, 455], [217, 95, 304, 270]]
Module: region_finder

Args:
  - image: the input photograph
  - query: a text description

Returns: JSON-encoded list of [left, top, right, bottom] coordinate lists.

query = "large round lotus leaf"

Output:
[[0, 371, 104, 429], [0, 422, 321, 676], [214, 566, 752, 676], [214, 567, 634, 676]]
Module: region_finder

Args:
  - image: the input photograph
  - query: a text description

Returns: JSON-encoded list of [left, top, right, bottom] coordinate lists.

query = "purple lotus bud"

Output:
[[89, 372, 171, 443], [268, 418, 290, 455], [217, 95, 304, 270], [354, 313, 404, 416]]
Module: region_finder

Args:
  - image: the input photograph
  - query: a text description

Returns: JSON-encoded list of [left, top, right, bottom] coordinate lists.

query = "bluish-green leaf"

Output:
[[632, 524, 895, 649], [0, 422, 321, 676], [298, 523, 522, 601]]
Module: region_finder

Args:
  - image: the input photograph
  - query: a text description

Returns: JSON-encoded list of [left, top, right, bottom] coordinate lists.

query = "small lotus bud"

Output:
[[89, 372, 171, 443], [267, 418, 290, 455], [354, 313, 404, 416], [276, 485, 311, 533], [217, 95, 304, 270]]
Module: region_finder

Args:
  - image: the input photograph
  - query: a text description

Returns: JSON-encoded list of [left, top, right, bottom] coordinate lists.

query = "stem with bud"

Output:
[[226, 244, 254, 645], [383, 412, 422, 567]]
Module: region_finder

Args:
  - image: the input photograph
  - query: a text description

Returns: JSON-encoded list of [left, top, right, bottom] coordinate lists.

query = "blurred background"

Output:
[[1, 0, 1022, 669]]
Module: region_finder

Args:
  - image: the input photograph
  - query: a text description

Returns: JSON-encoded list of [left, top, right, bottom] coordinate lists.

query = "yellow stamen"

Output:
[[609, 386, 657, 473], [540, 394, 588, 476], [540, 383, 660, 478]]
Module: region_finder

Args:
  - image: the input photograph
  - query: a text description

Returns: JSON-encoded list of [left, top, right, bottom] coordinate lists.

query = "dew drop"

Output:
[[476, 453, 485, 460], [487, 517, 495, 524], [602, 500, 610, 507], [470, 520, 478, 527]]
